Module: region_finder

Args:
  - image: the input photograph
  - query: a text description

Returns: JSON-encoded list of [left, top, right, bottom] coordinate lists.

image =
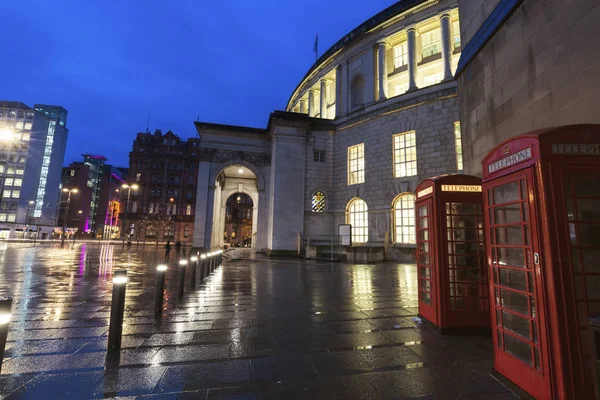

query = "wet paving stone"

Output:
[[0, 244, 517, 399]]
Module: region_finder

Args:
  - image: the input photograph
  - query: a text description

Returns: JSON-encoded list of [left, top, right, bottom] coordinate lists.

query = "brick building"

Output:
[[125, 129, 199, 244]]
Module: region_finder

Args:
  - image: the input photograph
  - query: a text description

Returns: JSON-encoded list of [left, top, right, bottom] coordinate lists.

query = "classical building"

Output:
[[125, 129, 199, 244], [456, 0, 600, 175], [0, 101, 68, 239], [193, 0, 464, 261]]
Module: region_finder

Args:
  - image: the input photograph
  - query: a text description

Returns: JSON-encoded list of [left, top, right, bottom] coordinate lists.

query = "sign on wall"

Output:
[[338, 224, 352, 246]]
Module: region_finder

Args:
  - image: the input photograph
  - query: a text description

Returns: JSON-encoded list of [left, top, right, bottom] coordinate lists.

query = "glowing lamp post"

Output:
[[200, 253, 207, 281], [61, 188, 78, 245], [154, 264, 168, 319], [121, 183, 139, 246], [178, 259, 187, 300]]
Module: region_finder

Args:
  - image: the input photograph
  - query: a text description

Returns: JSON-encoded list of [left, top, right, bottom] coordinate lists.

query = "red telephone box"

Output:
[[415, 174, 489, 332], [482, 124, 600, 399]]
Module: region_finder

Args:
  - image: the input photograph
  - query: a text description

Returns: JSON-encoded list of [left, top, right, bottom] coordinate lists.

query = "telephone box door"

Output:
[[484, 169, 550, 399], [417, 198, 436, 324]]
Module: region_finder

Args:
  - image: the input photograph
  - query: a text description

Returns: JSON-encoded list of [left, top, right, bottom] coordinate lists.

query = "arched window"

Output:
[[186, 204, 192, 215], [312, 191, 326, 212], [152, 161, 158, 169], [151, 175, 157, 183], [347, 198, 368, 243], [168, 176, 174, 184], [393, 193, 416, 244], [146, 225, 156, 237], [351, 75, 365, 109], [176, 163, 181, 170]]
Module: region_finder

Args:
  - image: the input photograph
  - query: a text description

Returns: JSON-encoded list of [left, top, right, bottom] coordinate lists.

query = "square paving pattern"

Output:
[[0, 243, 519, 399]]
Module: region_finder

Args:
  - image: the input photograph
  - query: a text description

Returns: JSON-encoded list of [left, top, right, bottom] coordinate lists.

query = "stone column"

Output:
[[308, 89, 315, 117], [335, 65, 343, 118], [377, 41, 387, 101], [407, 27, 418, 91], [440, 13, 453, 81], [299, 99, 307, 114], [320, 79, 327, 118]]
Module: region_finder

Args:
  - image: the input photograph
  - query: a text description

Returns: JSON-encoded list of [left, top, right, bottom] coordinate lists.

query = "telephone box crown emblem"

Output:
[[502, 144, 510, 155]]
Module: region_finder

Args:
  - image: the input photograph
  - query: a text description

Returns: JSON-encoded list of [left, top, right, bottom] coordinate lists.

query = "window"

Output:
[[8, 111, 16, 117], [169, 163, 175, 170], [176, 163, 181, 170], [162, 139, 167, 145], [173, 189, 178, 198], [152, 161, 158, 168], [18, 156, 26, 164], [7, 214, 15, 222], [15, 121, 23, 130], [348, 144, 365, 185], [9, 155, 16, 163], [351, 75, 365, 109], [393, 43, 408, 68], [174, 176, 180, 185], [186, 204, 192, 215], [13, 179, 21, 187], [24, 122, 32, 130], [70, 169, 75, 176], [0, 214, 5, 222], [136, 173, 141, 182], [186, 191, 192, 200], [188, 177, 193, 185], [132, 201, 138, 213], [4, 178, 13, 186], [21, 133, 30, 141], [454, 122, 463, 170], [423, 72, 443, 86], [314, 150, 325, 162], [0, 166, 4, 174], [312, 191, 326, 212], [11, 190, 19, 198], [347, 198, 368, 243], [393, 131, 417, 177], [421, 29, 441, 58], [167, 189, 173, 197], [168, 176, 174, 184], [16, 168, 23, 175], [151, 175, 157, 183], [151, 189, 156, 197], [2, 190, 9, 198], [157, 189, 162, 196], [393, 194, 416, 244], [172, 204, 177, 215], [190, 164, 195, 170], [452, 21, 461, 49]]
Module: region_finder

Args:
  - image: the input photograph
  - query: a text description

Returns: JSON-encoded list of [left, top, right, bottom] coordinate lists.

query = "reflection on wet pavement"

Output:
[[0, 243, 517, 399]]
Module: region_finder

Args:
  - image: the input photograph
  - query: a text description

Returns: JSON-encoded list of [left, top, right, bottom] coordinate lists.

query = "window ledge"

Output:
[[391, 243, 416, 249], [388, 65, 408, 78], [418, 52, 442, 66]]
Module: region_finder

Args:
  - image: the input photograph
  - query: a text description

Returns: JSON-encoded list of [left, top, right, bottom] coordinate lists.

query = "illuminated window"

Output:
[[4, 178, 13, 186], [0, 214, 5, 222], [351, 75, 365, 109], [311, 191, 326, 212], [18, 156, 26, 164], [11, 190, 19, 198], [393, 131, 417, 178], [131, 201, 137, 213], [7, 214, 15, 222], [172, 204, 177, 215], [186, 204, 192, 215], [21, 133, 30, 141], [393, 193, 416, 244], [15, 168, 23, 175], [149, 203, 154, 214], [348, 144, 365, 185], [421, 29, 441, 58], [24, 122, 32, 130], [13, 179, 21, 187], [347, 198, 368, 244], [136, 173, 141, 182], [0, 166, 4, 174], [452, 21, 461, 49], [423, 72, 443, 86], [393, 43, 408, 68], [14, 121, 23, 130], [2, 190, 10, 198], [455, 122, 463, 170]]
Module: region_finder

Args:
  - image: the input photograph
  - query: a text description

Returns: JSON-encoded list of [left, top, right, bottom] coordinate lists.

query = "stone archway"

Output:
[[209, 164, 259, 249]]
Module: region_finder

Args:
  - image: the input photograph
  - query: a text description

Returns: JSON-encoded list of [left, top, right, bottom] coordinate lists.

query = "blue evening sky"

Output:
[[2, 0, 395, 167]]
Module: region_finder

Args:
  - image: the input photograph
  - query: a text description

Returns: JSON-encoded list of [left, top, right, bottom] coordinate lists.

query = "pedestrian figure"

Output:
[[165, 241, 171, 261], [182, 242, 187, 258], [175, 241, 182, 258]]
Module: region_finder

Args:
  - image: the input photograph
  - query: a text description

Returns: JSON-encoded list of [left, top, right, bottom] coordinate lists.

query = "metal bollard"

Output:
[[200, 254, 207, 281], [0, 297, 13, 373], [190, 256, 198, 289], [107, 270, 128, 355], [154, 264, 167, 319], [210, 252, 216, 273], [178, 260, 187, 300], [206, 252, 212, 275]]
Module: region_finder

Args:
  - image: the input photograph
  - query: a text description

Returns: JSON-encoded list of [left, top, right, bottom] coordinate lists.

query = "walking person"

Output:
[[165, 241, 171, 262], [175, 241, 182, 258]]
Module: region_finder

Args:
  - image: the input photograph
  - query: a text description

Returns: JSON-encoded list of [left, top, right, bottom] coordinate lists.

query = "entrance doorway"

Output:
[[223, 193, 253, 248]]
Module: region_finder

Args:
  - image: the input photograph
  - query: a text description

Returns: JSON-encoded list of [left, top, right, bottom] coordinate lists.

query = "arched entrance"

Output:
[[210, 164, 259, 249], [223, 193, 253, 248]]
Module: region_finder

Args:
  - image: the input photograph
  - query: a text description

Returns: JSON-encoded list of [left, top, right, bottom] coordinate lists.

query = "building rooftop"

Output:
[[194, 121, 267, 136], [0, 101, 31, 110]]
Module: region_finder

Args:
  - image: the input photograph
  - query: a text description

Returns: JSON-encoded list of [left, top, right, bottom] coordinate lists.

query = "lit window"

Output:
[[4, 178, 13, 186], [347, 198, 368, 244], [13, 179, 22, 187], [16, 168, 23, 175], [8, 111, 16, 117], [2, 190, 9, 198], [21, 133, 30, 141], [186, 204, 192, 215], [136, 173, 141, 182], [312, 191, 326, 212], [149, 203, 154, 214], [70, 169, 75, 176], [421, 29, 441, 58], [11, 190, 19, 198], [18, 156, 26, 164], [0, 166, 4, 174], [14, 121, 23, 130], [172, 204, 177, 215], [393, 194, 416, 244], [7, 214, 15, 222], [452, 21, 461, 49], [455, 122, 463, 170], [393, 43, 408, 69], [393, 131, 417, 178], [423, 72, 443, 86], [24, 122, 32, 130], [0, 214, 5, 222], [348, 144, 365, 185]]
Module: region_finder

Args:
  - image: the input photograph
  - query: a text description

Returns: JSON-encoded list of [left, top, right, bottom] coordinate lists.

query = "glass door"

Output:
[[417, 199, 436, 323], [485, 169, 548, 398]]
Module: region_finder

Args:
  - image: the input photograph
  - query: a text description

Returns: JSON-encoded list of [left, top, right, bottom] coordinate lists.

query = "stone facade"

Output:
[[457, 0, 600, 175]]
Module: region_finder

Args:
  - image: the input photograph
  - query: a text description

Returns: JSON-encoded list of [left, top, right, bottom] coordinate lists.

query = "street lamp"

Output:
[[121, 183, 139, 245], [61, 188, 78, 245]]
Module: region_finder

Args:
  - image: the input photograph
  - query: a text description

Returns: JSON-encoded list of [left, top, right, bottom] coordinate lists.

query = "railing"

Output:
[[305, 235, 345, 261]]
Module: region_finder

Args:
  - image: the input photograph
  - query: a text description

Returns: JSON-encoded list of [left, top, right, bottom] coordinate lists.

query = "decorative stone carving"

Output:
[[197, 148, 271, 166]]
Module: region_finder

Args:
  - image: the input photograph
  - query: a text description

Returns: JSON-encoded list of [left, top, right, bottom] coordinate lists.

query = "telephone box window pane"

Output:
[[532, 321, 539, 343], [495, 226, 524, 245], [502, 310, 531, 340], [451, 215, 477, 228], [578, 224, 600, 246], [499, 269, 527, 292], [520, 179, 526, 200], [419, 268, 431, 278], [585, 276, 600, 300], [581, 249, 600, 273], [504, 334, 533, 366], [534, 347, 541, 370], [455, 255, 479, 268], [527, 272, 534, 293], [497, 247, 525, 268], [449, 203, 476, 214], [573, 176, 600, 196], [496, 309, 501, 326], [419, 205, 428, 217], [494, 204, 522, 224], [419, 254, 430, 265], [419, 217, 428, 229], [421, 291, 431, 304], [493, 182, 520, 204], [419, 242, 429, 253], [497, 330, 503, 348], [500, 289, 530, 316], [574, 276, 585, 300], [418, 229, 429, 241]]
